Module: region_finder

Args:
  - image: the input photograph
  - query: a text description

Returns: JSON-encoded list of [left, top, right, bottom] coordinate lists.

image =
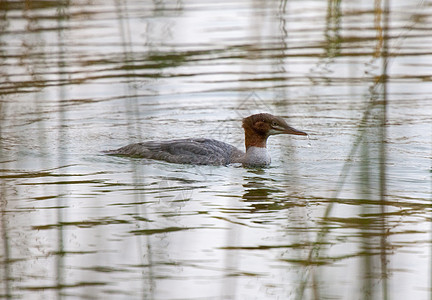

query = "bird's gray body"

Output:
[[105, 138, 245, 166]]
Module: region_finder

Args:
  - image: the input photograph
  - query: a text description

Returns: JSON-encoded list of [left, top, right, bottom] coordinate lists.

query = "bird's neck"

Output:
[[244, 127, 268, 150]]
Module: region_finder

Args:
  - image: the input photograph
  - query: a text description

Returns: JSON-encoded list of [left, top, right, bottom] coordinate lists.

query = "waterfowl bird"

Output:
[[105, 113, 307, 167]]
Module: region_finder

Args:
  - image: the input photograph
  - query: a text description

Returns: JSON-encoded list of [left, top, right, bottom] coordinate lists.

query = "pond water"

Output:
[[1, 0, 431, 299]]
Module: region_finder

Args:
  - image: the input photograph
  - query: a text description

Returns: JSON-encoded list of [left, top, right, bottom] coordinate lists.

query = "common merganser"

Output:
[[105, 113, 307, 167]]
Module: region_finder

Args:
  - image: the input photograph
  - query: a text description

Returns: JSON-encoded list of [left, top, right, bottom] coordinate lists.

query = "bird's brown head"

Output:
[[242, 113, 307, 136], [242, 113, 307, 148]]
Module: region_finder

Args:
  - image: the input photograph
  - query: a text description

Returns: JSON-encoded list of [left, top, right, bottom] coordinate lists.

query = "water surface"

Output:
[[0, 0, 431, 299]]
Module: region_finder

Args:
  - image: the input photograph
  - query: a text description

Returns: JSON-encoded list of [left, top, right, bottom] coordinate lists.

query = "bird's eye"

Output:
[[271, 122, 278, 127]]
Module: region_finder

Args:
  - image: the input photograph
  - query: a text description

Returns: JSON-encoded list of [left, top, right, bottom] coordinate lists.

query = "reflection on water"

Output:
[[1, 0, 432, 299]]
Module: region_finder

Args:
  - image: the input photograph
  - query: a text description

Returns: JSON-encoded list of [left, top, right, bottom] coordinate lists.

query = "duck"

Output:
[[105, 113, 307, 167]]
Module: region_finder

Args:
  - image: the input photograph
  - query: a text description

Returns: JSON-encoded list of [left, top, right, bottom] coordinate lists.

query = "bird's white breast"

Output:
[[243, 146, 271, 167]]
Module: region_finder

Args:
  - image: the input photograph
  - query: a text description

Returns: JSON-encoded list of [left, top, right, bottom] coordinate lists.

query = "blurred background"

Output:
[[0, 0, 431, 299]]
